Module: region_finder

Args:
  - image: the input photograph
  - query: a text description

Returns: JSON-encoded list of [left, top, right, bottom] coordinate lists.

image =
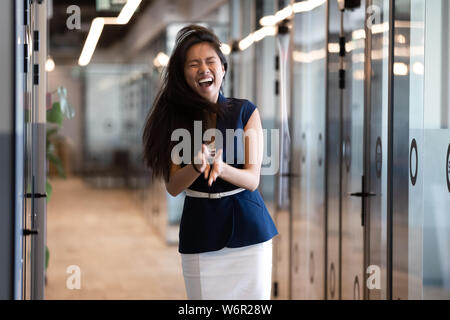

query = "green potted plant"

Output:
[[45, 86, 75, 278]]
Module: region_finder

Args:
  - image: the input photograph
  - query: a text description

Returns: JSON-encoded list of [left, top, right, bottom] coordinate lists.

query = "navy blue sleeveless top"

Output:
[[178, 93, 278, 254]]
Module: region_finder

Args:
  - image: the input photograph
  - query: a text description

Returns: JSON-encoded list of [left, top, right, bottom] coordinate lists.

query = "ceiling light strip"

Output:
[[78, 18, 105, 66], [78, 0, 142, 66], [239, 0, 326, 51], [117, 0, 142, 24]]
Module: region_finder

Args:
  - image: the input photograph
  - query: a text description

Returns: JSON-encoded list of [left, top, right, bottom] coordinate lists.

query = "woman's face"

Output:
[[184, 42, 225, 103]]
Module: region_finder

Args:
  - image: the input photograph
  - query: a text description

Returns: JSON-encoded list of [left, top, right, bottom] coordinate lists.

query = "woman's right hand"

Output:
[[193, 144, 211, 179]]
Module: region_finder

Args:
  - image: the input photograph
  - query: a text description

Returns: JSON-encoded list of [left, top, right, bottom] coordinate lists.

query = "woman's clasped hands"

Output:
[[194, 143, 224, 187]]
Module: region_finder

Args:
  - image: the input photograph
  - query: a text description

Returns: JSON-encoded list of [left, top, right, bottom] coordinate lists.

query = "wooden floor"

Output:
[[45, 177, 186, 300]]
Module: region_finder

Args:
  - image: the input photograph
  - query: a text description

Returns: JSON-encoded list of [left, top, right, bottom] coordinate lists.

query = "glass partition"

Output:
[[254, 0, 277, 212], [366, 0, 391, 300], [391, 0, 425, 300], [326, 0, 341, 300], [290, 0, 327, 299], [340, 3, 366, 300], [392, 0, 450, 300], [422, 0, 450, 300]]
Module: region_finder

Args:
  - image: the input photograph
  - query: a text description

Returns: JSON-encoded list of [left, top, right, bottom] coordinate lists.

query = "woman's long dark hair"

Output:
[[142, 25, 228, 182]]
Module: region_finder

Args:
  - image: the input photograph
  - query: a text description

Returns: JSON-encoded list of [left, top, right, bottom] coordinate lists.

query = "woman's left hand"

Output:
[[207, 149, 224, 186]]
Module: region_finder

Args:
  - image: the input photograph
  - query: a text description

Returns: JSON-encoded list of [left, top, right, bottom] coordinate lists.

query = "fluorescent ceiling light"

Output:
[[292, 0, 326, 13], [239, 34, 255, 51], [275, 5, 293, 22], [220, 43, 231, 55], [292, 49, 326, 63], [117, 0, 142, 24], [259, 5, 292, 27], [253, 26, 276, 42], [353, 70, 365, 81], [259, 15, 277, 27], [238, 26, 276, 51], [412, 62, 424, 75], [78, 18, 105, 66], [46, 56, 55, 72], [352, 22, 389, 40], [328, 43, 340, 53], [78, 1, 142, 66], [260, 0, 325, 27], [153, 52, 169, 68], [394, 62, 409, 76]]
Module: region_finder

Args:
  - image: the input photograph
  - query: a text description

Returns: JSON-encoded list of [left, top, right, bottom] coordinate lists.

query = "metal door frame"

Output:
[[0, 0, 16, 300], [363, 0, 372, 301], [386, 0, 394, 300]]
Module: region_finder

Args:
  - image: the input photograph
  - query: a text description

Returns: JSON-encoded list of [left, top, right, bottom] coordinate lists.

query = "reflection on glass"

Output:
[[340, 4, 366, 301], [407, 0, 425, 300], [23, 19, 34, 300], [290, 1, 326, 299], [368, 0, 390, 300], [394, 0, 450, 300], [326, 0, 341, 300], [422, 0, 450, 300]]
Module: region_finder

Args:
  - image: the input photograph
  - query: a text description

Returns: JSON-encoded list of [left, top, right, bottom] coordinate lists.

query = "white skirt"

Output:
[[180, 240, 273, 300]]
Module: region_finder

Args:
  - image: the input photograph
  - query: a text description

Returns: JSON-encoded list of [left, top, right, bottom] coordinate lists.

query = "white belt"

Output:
[[185, 188, 245, 199]]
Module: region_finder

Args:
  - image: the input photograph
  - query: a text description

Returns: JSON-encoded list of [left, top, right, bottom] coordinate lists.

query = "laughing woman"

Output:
[[142, 25, 278, 300]]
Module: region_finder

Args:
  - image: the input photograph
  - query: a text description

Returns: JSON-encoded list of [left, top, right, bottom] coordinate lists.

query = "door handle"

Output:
[[280, 173, 299, 178], [23, 229, 39, 236], [349, 176, 373, 226], [349, 192, 376, 197]]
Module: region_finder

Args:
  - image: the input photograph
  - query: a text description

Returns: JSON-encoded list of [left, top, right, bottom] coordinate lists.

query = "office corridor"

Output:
[[2, 0, 450, 301], [45, 178, 186, 300]]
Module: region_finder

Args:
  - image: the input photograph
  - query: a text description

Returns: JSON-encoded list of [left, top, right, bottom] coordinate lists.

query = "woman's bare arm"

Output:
[[165, 145, 211, 197]]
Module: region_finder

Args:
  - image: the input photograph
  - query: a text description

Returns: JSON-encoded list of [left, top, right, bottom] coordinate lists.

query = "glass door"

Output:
[[22, 0, 47, 299], [290, 0, 327, 300], [326, 0, 341, 300], [22, 0, 34, 300], [339, 2, 367, 300], [327, 0, 368, 300], [422, 0, 450, 300], [389, 0, 450, 300], [390, 0, 426, 300], [391, 0, 450, 300]]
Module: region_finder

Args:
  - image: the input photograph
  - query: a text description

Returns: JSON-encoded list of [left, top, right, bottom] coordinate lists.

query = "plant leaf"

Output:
[[47, 151, 66, 179], [46, 181, 52, 203], [46, 127, 58, 141], [45, 246, 50, 270], [47, 102, 63, 126]]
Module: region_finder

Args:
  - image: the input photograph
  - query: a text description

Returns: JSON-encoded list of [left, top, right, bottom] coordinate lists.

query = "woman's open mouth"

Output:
[[198, 77, 214, 88]]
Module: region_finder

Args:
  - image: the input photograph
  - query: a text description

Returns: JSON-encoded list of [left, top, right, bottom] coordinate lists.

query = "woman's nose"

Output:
[[198, 62, 210, 74]]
